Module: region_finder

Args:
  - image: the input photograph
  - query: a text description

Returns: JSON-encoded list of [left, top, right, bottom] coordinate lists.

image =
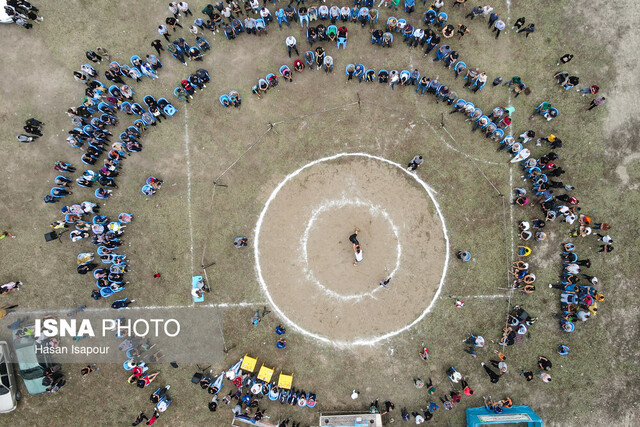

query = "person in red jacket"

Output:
[[146, 409, 160, 425]]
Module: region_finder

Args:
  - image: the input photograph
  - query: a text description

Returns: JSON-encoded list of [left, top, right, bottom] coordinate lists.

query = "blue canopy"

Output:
[[466, 405, 543, 427]]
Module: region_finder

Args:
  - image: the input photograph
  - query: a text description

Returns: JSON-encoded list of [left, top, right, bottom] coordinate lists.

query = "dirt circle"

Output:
[[254, 153, 449, 345], [303, 200, 401, 299]]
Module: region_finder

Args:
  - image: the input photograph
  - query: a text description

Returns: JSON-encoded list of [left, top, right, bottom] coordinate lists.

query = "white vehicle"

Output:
[[0, 341, 19, 413], [13, 332, 52, 396]]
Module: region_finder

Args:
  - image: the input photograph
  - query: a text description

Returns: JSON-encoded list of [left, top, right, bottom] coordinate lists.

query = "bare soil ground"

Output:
[[257, 156, 446, 343]]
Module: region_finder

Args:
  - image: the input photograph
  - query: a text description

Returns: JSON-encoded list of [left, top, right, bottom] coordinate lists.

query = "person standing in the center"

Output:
[[349, 227, 363, 266]]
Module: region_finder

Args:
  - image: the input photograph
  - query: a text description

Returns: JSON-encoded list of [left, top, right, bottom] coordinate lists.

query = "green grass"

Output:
[[0, 0, 638, 426]]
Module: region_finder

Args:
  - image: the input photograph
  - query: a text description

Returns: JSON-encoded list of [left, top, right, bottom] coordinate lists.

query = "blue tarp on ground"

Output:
[[466, 405, 543, 427]]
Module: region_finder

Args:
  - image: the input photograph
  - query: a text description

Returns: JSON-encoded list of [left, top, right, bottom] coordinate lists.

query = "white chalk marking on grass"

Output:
[[299, 197, 402, 302], [509, 166, 515, 259], [254, 153, 450, 347], [443, 294, 508, 300], [14, 302, 267, 316], [184, 107, 195, 277], [505, 0, 515, 254], [422, 116, 504, 166]]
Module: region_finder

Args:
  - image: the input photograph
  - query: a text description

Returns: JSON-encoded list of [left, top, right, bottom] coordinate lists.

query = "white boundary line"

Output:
[[300, 198, 402, 302], [505, 0, 516, 264], [437, 124, 504, 166], [184, 106, 195, 276], [509, 166, 515, 258], [410, 96, 502, 166], [444, 294, 508, 300], [254, 153, 450, 347], [502, 2, 517, 359], [416, 112, 504, 166]]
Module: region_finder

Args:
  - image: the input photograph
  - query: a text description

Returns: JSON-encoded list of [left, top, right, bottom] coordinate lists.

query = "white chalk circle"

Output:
[[300, 198, 401, 301], [254, 153, 450, 346]]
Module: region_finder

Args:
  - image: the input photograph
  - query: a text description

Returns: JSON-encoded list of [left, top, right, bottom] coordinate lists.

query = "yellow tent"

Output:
[[257, 364, 275, 382], [277, 371, 293, 390], [240, 354, 258, 373]]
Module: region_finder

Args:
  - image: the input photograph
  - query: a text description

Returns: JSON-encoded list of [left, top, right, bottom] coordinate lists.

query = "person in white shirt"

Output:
[[158, 25, 170, 41], [565, 263, 580, 275], [244, 17, 256, 34], [178, 1, 192, 16], [340, 6, 350, 21], [286, 36, 299, 57], [191, 279, 209, 298], [576, 310, 590, 321], [354, 248, 363, 265], [259, 7, 272, 24], [597, 234, 612, 244], [169, 2, 179, 18], [329, 6, 340, 23], [323, 55, 334, 72], [221, 6, 232, 21], [349, 227, 363, 266], [0, 281, 21, 294], [411, 27, 424, 47]]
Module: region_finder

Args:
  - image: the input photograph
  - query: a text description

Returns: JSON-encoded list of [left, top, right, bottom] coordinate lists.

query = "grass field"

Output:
[[0, 0, 639, 426]]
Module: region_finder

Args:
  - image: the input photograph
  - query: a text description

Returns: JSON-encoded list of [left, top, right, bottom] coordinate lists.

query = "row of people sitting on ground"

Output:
[[4, 0, 43, 29], [75, 54, 162, 86], [273, 4, 379, 28], [382, 19, 459, 48], [450, 101, 560, 163], [250, 49, 334, 99], [185, 6, 270, 32], [383, 21, 494, 94], [197, 3, 380, 33], [338, 63, 548, 164], [48, 157, 117, 200], [386, 10, 449, 35]]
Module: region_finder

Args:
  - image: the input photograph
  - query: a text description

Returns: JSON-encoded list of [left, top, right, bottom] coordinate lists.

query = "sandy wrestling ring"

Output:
[[255, 153, 449, 346]]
